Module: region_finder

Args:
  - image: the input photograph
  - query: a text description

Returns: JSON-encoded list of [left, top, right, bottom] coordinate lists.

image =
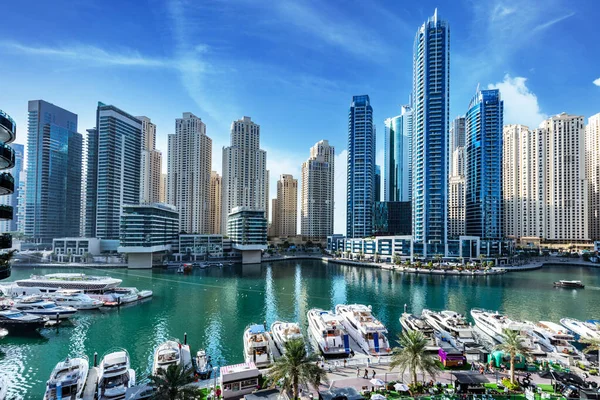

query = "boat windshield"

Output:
[[43, 304, 57, 309], [105, 374, 127, 388]]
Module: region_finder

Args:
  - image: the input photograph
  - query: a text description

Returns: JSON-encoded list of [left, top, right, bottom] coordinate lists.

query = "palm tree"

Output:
[[267, 338, 328, 399], [149, 364, 201, 400], [495, 329, 531, 384], [390, 330, 440, 386], [581, 337, 600, 366]]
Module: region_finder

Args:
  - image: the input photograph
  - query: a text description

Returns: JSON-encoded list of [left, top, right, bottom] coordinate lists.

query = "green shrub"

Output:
[[590, 369, 598, 376], [501, 378, 520, 391]]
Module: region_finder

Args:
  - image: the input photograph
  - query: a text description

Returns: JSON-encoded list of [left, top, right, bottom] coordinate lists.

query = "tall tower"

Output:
[[347, 95, 376, 238], [0, 143, 23, 233], [167, 112, 212, 234], [26, 100, 82, 243], [464, 89, 504, 241], [301, 140, 335, 241], [412, 9, 450, 255], [209, 171, 222, 234], [384, 105, 413, 202], [276, 174, 298, 237], [221, 116, 268, 232], [0, 108, 17, 279], [587, 113, 600, 241], [138, 116, 162, 204]]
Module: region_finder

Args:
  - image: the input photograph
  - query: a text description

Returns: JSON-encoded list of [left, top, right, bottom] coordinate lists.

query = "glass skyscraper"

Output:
[[411, 10, 450, 255], [0, 143, 23, 233], [347, 95, 376, 239], [25, 100, 82, 244], [465, 89, 503, 240], [384, 105, 413, 202]]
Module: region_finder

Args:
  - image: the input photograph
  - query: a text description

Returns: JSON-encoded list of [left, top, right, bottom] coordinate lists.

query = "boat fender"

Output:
[[563, 348, 569, 354], [386, 348, 391, 352], [325, 347, 329, 351]]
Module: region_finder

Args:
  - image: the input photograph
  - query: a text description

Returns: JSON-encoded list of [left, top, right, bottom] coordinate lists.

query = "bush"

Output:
[[590, 369, 598, 376], [501, 378, 520, 391], [408, 382, 425, 393]]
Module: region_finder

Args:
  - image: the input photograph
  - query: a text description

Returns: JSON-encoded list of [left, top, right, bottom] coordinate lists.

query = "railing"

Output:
[[0, 205, 12, 220], [0, 172, 14, 195], [0, 143, 14, 169], [0, 233, 11, 249], [0, 111, 16, 144]]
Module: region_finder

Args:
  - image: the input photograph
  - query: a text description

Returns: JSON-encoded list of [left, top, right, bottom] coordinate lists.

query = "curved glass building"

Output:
[[0, 109, 17, 279]]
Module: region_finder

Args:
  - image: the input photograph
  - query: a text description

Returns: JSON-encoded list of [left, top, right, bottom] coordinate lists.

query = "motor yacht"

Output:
[[47, 290, 104, 310], [271, 321, 304, 355], [399, 312, 439, 351], [12, 273, 122, 294], [560, 318, 600, 341], [97, 350, 136, 400], [554, 280, 585, 289], [243, 324, 274, 368], [94, 289, 139, 307], [152, 340, 191, 375], [307, 309, 350, 357], [195, 350, 212, 379], [14, 296, 77, 319], [421, 309, 477, 345], [335, 304, 391, 355], [44, 356, 89, 400], [532, 321, 578, 354], [470, 309, 527, 343], [124, 287, 153, 300], [0, 309, 48, 331]]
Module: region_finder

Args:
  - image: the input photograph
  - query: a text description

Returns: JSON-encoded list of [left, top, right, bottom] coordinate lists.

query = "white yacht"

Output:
[[195, 350, 212, 379], [399, 312, 439, 351], [271, 321, 304, 355], [560, 318, 600, 341], [152, 340, 191, 375], [471, 309, 527, 343], [422, 309, 477, 344], [97, 350, 136, 400], [123, 287, 153, 300], [532, 321, 578, 354], [243, 324, 274, 368], [335, 304, 391, 355], [11, 273, 122, 294], [307, 309, 350, 356], [92, 289, 139, 307], [48, 290, 104, 310], [44, 356, 89, 400], [14, 296, 77, 319]]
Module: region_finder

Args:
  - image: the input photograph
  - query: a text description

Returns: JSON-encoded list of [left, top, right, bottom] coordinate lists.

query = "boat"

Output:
[[47, 289, 104, 310], [307, 309, 350, 357], [422, 309, 477, 345], [176, 265, 184, 274], [124, 287, 153, 300], [532, 321, 578, 354], [94, 288, 139, 307], [11, 273, 122, 294], [97, 350, 136, 400], [335, 304, 391, 355], [471, 309, 544, 353], [399, 312, 439, 351], [44, 356, 89, 400], [14, 296, 77, 319], [0, 309, 48, 331], [560, 318, 600, 341], [554, 280, 585, 289], [271, 321, 304, 355], [152, 340, 191, 375], [195, 350, 212, 379], [243, 324, 274, 368]]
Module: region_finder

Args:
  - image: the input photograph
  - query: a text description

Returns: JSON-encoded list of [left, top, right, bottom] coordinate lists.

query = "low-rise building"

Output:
[[228, 206, 267, 264], [52, 237, 101, 262], [175, 234, 233, 260]]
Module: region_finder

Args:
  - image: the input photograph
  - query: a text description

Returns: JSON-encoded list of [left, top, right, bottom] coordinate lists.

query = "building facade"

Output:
[[269, 198, 279, 237], [411, 10, 450, 254], [464, 89, 503, 242], [276, 174, 297, 237], [300, 140, 335, 241], [586, 113, 600, 241], [138, 116, 162, 204], [26, 100, 82, 244], [227, 206, 267, 264], [222, 117, 268, 232], [209, 171, 222, 234], [384, 105, 413, 202], [373, 201, 412, 236], [0, 109, 17, 278], [347, 95, 376, 239], [159, 173, 167, 204], [0, 143, 23, 233], [167, 112, 212, 234]]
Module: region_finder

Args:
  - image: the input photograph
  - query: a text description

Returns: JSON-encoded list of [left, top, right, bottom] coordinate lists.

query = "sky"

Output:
[[1, 0, 599, 235]]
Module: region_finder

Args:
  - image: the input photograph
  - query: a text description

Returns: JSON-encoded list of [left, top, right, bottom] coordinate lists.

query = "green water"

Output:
[[1, 261, 599, 399]]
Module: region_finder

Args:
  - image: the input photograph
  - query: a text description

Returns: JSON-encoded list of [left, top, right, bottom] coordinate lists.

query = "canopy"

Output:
[[370, 379, 386, 387], [249, 325, 265, 334], [394, 383, 410, 392], [453, 372, 490, 385], [371, 394, 386, 400]]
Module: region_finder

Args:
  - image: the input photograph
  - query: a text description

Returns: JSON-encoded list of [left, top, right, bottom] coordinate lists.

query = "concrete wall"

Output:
[[127, 252, 153, 269]]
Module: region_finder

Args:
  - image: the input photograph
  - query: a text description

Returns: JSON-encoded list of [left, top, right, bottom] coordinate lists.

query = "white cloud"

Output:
[[488, 74, 547, 127], [334, 149, 347, 235], [532, 11, 576, 32], [594, 78, 600, 87]]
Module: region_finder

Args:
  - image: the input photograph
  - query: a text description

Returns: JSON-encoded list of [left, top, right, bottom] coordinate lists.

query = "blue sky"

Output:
[[1, 0, 599, 234]]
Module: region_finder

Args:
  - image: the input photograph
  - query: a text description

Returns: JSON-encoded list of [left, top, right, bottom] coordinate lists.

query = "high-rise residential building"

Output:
[[448, 116, 466, 239], [209, 171, 222, 234], [411, 10, 450, 254], [159, 173, 167, 204], [25, 100, 82, 244], [92, 102, 142, 240], [503, 114, 588, 243], [464, 89, 503, 241], [84, 128, 98, 238], [301, 140, 335, 241], [167, 112, 212, 234], [347, 95, 376, 239], [275, 174, 298, 237], [586, 113, 600, 241], [0, 108, 17, 279], [0, 143, 23, 233], [384, 105, 413, 202], [450, 116, 466, 154], [16, 172, 26, 234], [221, 116, 268, 232], [375, 166, 381, 203], [138, 116, 162, 204], [269, 198, 279, 237]]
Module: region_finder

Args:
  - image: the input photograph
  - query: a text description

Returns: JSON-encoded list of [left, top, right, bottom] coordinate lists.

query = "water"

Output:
[[1, 261, 599, 399]]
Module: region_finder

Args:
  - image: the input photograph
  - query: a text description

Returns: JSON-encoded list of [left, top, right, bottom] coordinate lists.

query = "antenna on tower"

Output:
[[433, 8, 438, 24], [476, 82, 480, 93]]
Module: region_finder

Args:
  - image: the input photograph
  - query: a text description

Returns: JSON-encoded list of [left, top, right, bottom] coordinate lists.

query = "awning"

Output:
[[453, 372, 490, 385]]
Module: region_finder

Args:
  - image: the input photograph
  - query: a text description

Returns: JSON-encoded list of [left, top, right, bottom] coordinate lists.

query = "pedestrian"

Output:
[[356, 366, 360, 377], [372, 370, 376, 379], [364, 369, 369, 379], [344, 359, 347, 368]]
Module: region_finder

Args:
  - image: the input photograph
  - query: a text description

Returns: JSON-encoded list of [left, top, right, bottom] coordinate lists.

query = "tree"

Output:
[[393, 255, 401, 265], [581, 337, 600, 367], [267, 338, 328, 399], [390, 330, 440, 386], [306, 240, 314, 248], [149, 364, 202, 400], [495, 329, 531, 384]]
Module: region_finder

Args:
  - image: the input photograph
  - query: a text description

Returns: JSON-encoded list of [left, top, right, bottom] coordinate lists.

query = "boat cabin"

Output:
[[220, 362, 261, 399]]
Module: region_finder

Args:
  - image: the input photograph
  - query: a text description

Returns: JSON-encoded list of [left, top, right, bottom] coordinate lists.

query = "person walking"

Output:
[[363, 369, 369, 379], [356, 366, 360, 377], [372, 370, 376, 379]]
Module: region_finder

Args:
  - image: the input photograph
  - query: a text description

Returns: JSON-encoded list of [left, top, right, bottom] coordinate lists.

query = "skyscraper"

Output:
[[159, 173, 167, 204], [375, 166, 381, 203], [84, 128, 98, 238], [0, 143, 23, 233], [221, 116, 268, 232], [464, 89, 503, 241], [0, 108, 16, 279], [412, 10, 450, 254], [347, 95, 376, 239], [276, 174, 298, 237], [138, 116, 162, 204], [26, 100, 82, 243], [209, 171, 222, 234], [301, 140, 335, 241], [93, 103, 142, 240], [384, 105, 412, 202], [270, 198, 279, 237], [587, 113, 600, 241], [167, 112, 212, 234]]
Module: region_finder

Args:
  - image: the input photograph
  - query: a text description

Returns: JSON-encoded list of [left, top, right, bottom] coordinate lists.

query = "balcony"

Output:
[[0, 264, 9, 280], [0, 205, 13, 220], [0, 111, 16, 144], [0, 173, 14, 195], [0, 143, 14, 170], [0, 234, 11, 249]]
